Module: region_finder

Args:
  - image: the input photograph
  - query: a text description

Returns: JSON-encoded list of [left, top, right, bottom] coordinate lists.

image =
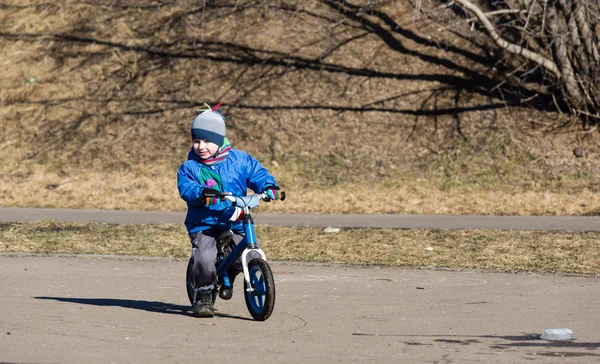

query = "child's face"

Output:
[[192, 139, 219, 159]]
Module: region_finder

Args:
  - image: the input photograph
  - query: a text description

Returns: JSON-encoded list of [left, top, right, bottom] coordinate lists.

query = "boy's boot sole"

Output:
[[193, 303, 215, 318], [193, 289, 215, 318]]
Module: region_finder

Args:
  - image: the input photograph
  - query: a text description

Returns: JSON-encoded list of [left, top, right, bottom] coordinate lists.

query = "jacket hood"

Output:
[[187, 147, 201, 161]]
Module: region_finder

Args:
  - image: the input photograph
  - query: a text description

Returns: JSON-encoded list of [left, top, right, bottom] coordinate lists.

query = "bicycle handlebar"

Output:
[[203, 190, 286, 207], [222, 194, 259, 208]]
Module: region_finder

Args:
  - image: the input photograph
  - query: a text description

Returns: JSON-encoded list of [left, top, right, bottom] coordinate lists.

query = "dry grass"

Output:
[[0, 221, 188, 257], [1, 166, 598, 215], [2, 221, 599, 274]]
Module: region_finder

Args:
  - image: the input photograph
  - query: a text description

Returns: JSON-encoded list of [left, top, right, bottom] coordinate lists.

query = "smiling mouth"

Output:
[[194, 149, 209, 157]]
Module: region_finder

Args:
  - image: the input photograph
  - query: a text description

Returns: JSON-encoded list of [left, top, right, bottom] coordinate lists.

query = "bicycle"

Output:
[[185, 190, 286, 321]]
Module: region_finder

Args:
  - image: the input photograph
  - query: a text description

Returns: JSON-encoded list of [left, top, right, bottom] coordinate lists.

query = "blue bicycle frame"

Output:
[[215, 213, 266, 293]]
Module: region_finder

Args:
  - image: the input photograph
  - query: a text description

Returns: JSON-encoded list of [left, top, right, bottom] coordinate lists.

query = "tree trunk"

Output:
[[547, 2, 585, 107]]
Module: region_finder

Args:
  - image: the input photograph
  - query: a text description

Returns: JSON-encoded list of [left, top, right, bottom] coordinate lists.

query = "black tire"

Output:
[[186, 259, 194, 305], [186, 259, 217, 306], [243, 258, 276, 321], [211, 285, 217, 306]]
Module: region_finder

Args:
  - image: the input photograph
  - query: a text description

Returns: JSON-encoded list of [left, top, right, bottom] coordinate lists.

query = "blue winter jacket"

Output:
[[177, 148, 278, 235]]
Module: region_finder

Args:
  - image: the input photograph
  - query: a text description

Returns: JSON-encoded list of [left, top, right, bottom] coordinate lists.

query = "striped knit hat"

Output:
[[191, 108, 226, 146]]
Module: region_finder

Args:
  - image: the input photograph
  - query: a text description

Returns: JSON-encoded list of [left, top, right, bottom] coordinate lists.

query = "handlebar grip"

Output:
[[204, 196, 220, 205], [202, 191, 231, 205], [264, 190, 286, 201]]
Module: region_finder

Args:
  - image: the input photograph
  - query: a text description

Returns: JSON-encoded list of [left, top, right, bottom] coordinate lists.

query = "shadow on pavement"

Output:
[[35, 296, 255, 321], [36, 296, 191, 316], [354, 332, 600, 354], [214, 312, 254, 321]]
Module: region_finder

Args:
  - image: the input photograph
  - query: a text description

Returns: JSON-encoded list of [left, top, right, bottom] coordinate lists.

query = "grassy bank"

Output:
[[2, 1, 599, 217], [1, 164, 599, 216], [2, 221, 599, 275]]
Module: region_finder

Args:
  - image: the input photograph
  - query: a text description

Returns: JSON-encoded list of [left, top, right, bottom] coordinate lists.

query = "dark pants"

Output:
[[187, 229, 246, 291]]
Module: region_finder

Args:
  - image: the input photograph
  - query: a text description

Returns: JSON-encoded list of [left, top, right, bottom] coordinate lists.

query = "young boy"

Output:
[[177, 104, 281, 318]]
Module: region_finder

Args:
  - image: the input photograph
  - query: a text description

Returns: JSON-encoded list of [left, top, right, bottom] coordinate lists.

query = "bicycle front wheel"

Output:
[[244, 258, 276, 321]]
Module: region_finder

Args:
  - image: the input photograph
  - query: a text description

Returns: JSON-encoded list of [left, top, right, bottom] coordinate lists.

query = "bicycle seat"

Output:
[[215, 230, 234, 242]]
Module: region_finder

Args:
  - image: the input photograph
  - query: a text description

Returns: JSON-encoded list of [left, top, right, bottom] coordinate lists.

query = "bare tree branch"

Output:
[[453, 0, 562, 78], [463, 8, 527, 23]]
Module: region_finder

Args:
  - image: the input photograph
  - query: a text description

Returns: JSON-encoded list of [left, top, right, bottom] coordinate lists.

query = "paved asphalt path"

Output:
[[1, 254, 599, 363], [1, 206, 600, 231], [1, 208, 599, 363]]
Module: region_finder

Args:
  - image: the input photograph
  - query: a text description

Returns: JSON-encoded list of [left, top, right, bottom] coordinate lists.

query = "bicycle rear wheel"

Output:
[[244, 258, 275, 321], [186, 259, 194, 305]]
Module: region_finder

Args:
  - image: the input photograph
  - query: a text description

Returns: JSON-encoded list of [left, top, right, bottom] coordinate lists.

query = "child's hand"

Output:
[[262, 186, 281, 202], [201, 188, 221, 205]]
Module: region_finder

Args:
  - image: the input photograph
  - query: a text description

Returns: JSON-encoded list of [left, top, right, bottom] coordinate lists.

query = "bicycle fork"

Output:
[[216, 214, 267, 293], [240, 213, 267, 293]]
